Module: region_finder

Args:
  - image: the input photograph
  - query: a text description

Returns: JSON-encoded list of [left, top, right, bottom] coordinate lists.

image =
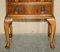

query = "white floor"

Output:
[[0, 33, 60, 52]]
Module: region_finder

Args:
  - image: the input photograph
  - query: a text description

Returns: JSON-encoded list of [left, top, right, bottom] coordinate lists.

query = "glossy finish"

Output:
[[8, 4, 52, 15], [8, 0, 52, 2], [4, 0, 56, 49]]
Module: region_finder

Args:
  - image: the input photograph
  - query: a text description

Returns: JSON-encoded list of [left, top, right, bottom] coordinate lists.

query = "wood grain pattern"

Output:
[[4, 0, 56, 49], [8, 0, 52, 2], [8, 4, 52, 15]]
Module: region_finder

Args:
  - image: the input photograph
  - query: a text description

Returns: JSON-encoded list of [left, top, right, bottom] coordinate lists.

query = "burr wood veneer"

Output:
[[4, 0, 56, 49]]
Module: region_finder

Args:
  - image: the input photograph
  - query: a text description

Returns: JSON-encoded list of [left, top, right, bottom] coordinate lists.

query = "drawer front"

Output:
[[8, 0, 52, 2], [8, 4, 52, 15], [8, 5, 26, 15]]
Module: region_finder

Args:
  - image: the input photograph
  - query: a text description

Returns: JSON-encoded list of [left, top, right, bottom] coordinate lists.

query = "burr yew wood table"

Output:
[[4, 0, 56, 49]]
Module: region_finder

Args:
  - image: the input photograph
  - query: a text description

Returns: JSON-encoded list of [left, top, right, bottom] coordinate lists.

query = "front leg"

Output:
[[47, 18, 56, 49], [4, 20, 10, 48], [4, 18, 12, 49]]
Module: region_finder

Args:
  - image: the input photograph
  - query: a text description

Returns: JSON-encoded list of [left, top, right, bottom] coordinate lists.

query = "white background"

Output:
[[0, 0, 60, 34]]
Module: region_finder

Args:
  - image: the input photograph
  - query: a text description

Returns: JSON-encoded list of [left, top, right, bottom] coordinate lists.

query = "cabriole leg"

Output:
[[47, 18, 56, 49], [4, 18, 12, 49]]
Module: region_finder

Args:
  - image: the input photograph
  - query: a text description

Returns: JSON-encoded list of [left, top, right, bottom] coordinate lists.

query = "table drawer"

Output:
[[8, 0, 52, 2], [7, 4, 52, 15]]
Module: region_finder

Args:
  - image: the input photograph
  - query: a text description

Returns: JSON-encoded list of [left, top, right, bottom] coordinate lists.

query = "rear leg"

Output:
[[9, 22, 13, 38]]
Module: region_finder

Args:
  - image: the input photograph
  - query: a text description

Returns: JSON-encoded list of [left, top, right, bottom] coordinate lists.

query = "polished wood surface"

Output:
[[8, 0, 52, 2], [4, 0, 56, 49], [8, 4, 52, 15]]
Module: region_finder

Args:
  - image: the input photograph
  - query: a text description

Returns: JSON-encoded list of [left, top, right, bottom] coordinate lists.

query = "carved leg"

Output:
[[4, 20, 10, 48], [4, 18, 12, 49], [47, 18, 56, 49], [48, 23, 51, 37], [9, 22, 12, 38]]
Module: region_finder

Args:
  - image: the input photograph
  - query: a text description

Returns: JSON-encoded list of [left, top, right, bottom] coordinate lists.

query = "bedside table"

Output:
[[4, 0, 56, 49]]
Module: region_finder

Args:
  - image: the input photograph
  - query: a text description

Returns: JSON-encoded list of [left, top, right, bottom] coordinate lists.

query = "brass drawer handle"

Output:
[[40, 7, 45, 11], [15, 5, 19, 12]]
